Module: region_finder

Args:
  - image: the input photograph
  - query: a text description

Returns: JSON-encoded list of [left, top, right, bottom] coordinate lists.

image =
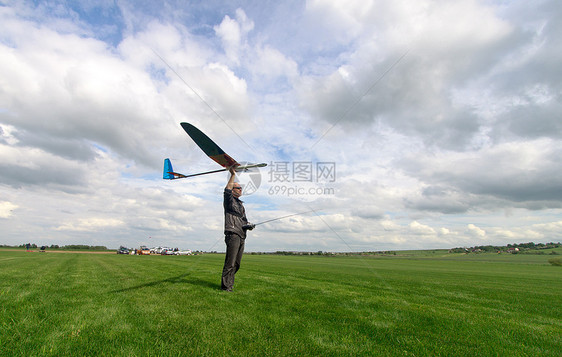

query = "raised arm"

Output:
[[225, 166, 236, 190]]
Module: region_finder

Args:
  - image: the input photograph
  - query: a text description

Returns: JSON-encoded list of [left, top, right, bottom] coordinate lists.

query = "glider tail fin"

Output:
[[163, 158, 176, 180]]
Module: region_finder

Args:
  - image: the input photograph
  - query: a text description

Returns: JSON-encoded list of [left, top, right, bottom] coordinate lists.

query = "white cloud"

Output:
[[56, 218, 125, 232], [214, 8, 254, 65], [466, 224, 486, 238], [0, 201, 17, 219], [381, 219, 400, 231], [0, 1, 560, 251], [251, 45, 299, 84], [0, 124, 19, 145], [409, 221, 436, 235]]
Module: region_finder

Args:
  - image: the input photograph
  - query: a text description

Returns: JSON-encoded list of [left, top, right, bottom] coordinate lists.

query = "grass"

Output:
[[0, 250, 560, 356]]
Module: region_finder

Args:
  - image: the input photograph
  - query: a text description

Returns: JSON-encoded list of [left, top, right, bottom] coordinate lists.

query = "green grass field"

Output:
[[1, 249, 560, 356]]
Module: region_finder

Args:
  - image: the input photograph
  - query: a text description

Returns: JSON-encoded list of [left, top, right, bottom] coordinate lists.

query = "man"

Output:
[[221, 167, 254, 292]]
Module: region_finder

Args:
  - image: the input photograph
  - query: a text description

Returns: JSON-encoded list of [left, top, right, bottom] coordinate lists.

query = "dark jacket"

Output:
[[224, 188, 248, 238]]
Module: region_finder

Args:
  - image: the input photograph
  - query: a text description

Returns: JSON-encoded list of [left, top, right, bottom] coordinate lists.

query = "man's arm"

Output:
[[225, 167, 236, 190]]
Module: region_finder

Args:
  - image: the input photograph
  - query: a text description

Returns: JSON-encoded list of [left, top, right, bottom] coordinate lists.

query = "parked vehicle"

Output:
[[117, 246, 129, 254], [137, 246, 150, 255]]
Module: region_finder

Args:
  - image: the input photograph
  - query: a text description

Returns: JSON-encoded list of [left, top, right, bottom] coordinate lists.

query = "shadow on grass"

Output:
[[110, 273, 219, 293]]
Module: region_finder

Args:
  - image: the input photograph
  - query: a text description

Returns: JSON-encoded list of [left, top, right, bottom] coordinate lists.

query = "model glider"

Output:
[[163, 122, 267, 180]]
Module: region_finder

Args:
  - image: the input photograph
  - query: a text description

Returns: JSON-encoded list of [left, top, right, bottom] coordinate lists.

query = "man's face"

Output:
[[233, 184, 242, 198]]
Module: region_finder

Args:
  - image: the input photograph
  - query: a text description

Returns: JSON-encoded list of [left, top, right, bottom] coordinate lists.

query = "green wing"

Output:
[[180, 122, 239, 167]]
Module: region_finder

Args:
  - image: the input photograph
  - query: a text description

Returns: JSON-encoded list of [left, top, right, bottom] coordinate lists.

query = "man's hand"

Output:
[[226, 166, 237, 190], [242, 223, 255, 231]]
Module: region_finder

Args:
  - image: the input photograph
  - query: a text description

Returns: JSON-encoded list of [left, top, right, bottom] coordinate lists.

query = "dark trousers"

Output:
[[221, 233, 245, 291]]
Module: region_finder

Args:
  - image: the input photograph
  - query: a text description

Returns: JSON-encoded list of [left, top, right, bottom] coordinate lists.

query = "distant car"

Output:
[[175, 250, 192, 256], [137, 246, 150, 255], [117, 246, 129, 254]]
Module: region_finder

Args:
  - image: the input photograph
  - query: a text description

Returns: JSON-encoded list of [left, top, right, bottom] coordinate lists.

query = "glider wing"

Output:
[[163, 123, 267, 180], [180, 122, 239, 168]]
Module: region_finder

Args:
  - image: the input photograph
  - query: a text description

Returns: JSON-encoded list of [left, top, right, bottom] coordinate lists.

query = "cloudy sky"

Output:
[[1, 0, 561, 252]]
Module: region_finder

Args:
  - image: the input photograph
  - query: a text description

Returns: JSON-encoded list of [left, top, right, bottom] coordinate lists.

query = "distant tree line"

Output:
[[4, 242, 559, 255], [11, 244, 110, 251], [450, 242, 560, 254], [247, 251, 399, 256], [250, 251, 341, 256]]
